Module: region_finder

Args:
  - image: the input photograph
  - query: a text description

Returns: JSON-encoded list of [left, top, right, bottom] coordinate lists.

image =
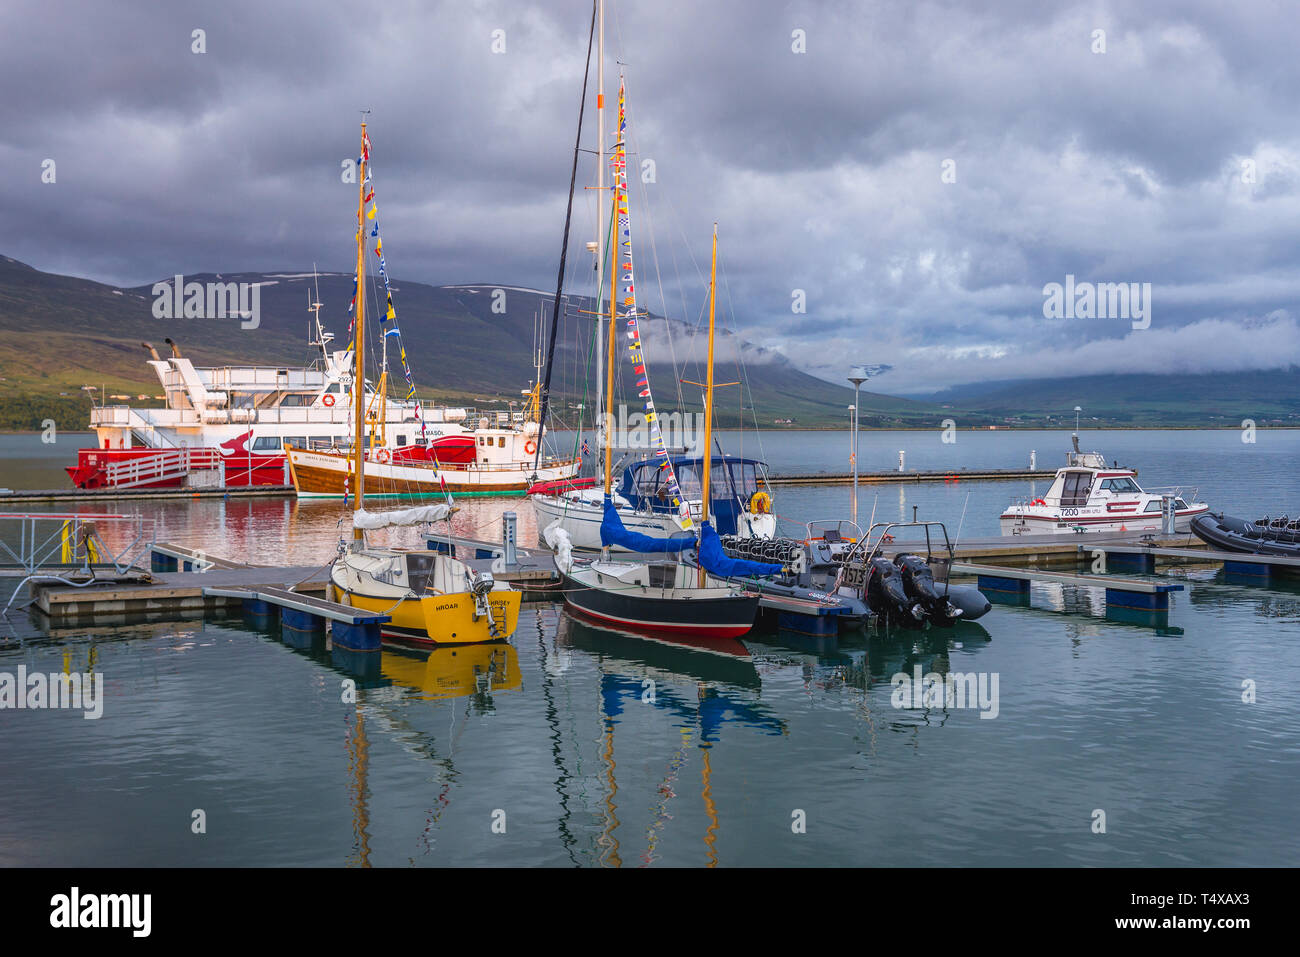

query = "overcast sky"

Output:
[[5, 0, 1300, 393]]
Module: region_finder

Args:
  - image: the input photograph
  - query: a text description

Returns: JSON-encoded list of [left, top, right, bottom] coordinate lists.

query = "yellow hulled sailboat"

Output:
[[330, 122, 521, 648]]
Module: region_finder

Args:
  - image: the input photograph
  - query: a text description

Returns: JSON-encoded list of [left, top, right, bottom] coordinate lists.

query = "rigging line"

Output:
[[621, 70, 684, 418], [535, 0, 598, 472], [717, 253, 766, 464]]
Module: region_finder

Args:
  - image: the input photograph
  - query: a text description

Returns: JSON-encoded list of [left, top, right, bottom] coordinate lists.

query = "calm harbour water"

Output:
[[1, 429, 1298, 866]]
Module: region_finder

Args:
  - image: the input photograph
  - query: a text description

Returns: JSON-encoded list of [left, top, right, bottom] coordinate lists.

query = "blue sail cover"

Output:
[[698, 522, 784, 578], [600, 498, 695, 553]]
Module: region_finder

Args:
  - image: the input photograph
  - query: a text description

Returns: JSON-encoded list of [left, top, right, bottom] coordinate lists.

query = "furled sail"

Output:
[[696, 522, 783, 578], [599, 498, 695, 553], [353, 504, 454, 529]]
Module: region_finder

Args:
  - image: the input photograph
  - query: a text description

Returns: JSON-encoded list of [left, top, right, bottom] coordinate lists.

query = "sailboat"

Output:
[[286, 131, 580, 499], [547, 77, 784, 638], [329, 122, 522, 649], [527, 7, 777, 549]]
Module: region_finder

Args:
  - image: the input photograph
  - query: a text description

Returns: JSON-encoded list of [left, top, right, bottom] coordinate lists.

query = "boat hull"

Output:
[[331, 580, 521, 646], [1191, 513, 1300, 556], [288, 447, 580, 497], [999, 505, 1208, 536], [559, 570, 759, 639]]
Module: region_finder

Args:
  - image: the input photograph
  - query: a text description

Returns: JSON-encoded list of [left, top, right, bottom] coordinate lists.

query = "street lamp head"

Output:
[[848, 365, 869, 387]]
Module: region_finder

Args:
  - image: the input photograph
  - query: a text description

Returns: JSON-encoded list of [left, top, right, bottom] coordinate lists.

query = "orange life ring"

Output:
[[322, 394, 336, 407], [524, 439, 537, 456], [376, 448, 391, 464]]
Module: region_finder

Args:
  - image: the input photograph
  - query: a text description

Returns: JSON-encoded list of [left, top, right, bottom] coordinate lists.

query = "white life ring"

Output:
[[376, 448, 391, 464], [322, 394, 336, 407]]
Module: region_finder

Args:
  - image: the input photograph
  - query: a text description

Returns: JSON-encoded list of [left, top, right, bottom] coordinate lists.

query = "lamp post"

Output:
[[848, 366, 869, 523]]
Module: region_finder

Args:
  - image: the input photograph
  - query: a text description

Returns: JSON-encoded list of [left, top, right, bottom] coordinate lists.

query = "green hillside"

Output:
[[0, 255, 942, 430]]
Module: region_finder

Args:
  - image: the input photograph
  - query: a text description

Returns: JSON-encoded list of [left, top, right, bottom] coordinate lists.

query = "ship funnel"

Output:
[[164, 337, 183, 358], [141, 342, 162, 361]]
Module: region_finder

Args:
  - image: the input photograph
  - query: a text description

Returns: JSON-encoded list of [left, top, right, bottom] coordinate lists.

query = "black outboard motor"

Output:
[[866, 557, 926, 629], [894, 553, 964, 628]]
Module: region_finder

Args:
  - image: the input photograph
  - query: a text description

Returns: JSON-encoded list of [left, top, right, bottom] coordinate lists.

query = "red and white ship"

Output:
[[67, 330, 479, 490], [1000, 437, 1209, 535]]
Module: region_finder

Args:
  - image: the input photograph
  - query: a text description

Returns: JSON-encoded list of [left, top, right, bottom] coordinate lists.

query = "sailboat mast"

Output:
[[352, 122, 369, 535], [595, 0, 605, 472], [701, 223, 719, 528], [698, 224, 719, 587], [603, 187, 617, 496]]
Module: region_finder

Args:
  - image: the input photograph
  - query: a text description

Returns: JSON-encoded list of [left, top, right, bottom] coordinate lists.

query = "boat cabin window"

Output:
[[1100, 477, 1140, 493], [252, 436, 282, 451], [632, 464, 670, 500], [396, 435, 407, 447], [1144, 498, 1188, 512], [326, 384, 341, 394], [405, 552, 440, 594], [280, 394, 315, 407], [674, 466, 703, 498], [711, 462, 760, 501], [498, 437, 506, 448], [647, 563, 678, 589], [1061, 471, 1091, 507], [284, 436, 307, 448]]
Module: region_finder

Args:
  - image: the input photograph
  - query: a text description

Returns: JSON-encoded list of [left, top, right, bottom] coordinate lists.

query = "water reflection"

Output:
[[555, 610, 787, 867]]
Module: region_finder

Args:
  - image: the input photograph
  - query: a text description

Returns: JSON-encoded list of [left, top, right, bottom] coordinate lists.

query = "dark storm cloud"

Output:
[[4, 0, 1300, 392]]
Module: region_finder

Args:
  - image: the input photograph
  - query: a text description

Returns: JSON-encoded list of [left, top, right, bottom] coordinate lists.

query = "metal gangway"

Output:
[[100, 447, 222, 489], [0, 511, 157, 615]]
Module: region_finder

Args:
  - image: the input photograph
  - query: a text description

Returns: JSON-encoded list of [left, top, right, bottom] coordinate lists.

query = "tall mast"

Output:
[[595, 0, 606, 468], [603, 186, 617, 497], [352, 122, 369, 536], [699, 224, 718, 584]]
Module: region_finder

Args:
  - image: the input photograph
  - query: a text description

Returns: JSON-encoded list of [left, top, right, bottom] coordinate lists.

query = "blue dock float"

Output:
[[951, 562, 1184, 615], [1097, 544, 1300, 583], [202, 585, 391, 652]]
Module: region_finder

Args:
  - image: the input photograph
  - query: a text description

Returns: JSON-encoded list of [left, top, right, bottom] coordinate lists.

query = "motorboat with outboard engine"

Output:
[[717, 520, 992, 630]]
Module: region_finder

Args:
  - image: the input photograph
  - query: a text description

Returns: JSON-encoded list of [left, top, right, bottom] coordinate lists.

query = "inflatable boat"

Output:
[[1191, 513, 1300, 556]]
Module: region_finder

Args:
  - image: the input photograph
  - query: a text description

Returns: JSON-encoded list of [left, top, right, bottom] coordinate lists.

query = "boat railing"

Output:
[[806, 519, 863, 543], [832, 521, 956, 594], [1143, 485, 1198, 504]]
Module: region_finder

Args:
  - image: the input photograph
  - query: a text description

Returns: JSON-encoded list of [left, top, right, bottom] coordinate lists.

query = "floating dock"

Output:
[[878, 529, 1205, 567], [0, 485, 295, 505], [949, 561, 1184, 611], [766, 467, 1055, 486]]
